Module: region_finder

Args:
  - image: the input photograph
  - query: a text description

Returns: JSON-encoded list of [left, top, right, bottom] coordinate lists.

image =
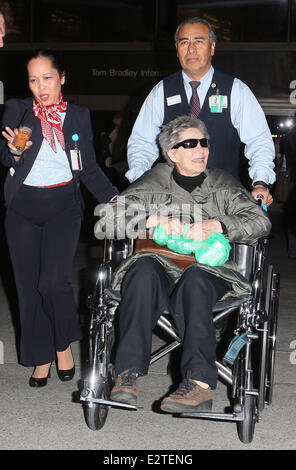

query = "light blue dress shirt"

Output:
[[23, 112, 73, 187], [126, 66, 275, 185]]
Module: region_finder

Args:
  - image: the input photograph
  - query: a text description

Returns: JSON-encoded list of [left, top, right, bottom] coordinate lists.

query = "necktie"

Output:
[[189, 81, 201, 118]]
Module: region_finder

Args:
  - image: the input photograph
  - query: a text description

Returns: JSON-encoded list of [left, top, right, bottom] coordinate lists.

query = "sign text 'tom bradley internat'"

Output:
[[91, 68, 162, 78]]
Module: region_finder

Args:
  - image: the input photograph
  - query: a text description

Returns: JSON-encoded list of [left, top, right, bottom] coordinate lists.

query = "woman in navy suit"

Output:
[[0, 49, 118, 387]]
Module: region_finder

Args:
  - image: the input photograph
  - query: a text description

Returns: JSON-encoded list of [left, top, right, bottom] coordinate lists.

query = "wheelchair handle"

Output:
[[255, 194, 267, 212]]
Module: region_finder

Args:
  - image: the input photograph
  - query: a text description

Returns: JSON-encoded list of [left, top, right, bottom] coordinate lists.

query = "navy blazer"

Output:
[[0, 97, 118, 207]]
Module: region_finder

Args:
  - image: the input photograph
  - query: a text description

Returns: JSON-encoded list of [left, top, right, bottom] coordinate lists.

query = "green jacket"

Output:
[[95, 163, 271, 298]]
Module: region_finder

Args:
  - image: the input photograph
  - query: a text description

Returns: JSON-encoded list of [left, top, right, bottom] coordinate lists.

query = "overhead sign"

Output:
[[0, 47, 295, 110]]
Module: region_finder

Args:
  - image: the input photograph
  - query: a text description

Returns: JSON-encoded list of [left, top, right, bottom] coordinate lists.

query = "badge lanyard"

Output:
[[70, 133, 83, 170]]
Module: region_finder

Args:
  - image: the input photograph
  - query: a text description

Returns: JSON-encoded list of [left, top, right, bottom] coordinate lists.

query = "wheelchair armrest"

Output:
[[229, 243, 256, 281], [212, 295, 251, 313], [103, 238, 134, 266]]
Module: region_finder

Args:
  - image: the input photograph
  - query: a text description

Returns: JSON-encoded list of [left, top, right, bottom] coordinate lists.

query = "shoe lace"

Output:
[[173, 378, 196, 397], [120, 371, 138, 387]]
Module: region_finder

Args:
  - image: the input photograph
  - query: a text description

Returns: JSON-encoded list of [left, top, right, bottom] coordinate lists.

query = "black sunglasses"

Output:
[[172, 138, 209, 149]]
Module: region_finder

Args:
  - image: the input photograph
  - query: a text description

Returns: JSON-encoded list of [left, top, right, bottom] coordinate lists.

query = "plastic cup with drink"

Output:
[[10, 126, 32, 156]]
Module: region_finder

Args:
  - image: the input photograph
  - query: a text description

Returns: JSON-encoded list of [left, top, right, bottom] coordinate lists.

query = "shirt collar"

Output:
[[182, 66, 214, 91]]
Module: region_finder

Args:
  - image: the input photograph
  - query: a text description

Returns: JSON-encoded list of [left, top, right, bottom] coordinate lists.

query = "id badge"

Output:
[[209, 95, 228, 113], [70, 149, 83, 170], [167, 94, 182, 106]]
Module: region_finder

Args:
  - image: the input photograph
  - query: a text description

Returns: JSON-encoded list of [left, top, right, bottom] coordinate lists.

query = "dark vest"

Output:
[[163, 69, 242, 179]]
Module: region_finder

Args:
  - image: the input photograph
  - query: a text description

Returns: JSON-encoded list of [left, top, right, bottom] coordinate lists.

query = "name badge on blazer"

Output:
[[209, 95, 228, 113], [70, 149, 82, 170], [167, 95, 182, 106], [70, 133, 83, 171]]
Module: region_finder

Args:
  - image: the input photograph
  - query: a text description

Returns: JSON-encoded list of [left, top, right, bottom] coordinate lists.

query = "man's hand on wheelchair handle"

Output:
[[251, 185, 273, 207]]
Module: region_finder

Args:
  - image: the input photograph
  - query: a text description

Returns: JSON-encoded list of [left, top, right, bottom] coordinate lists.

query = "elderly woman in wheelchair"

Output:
[[84, 115, 278, 442]]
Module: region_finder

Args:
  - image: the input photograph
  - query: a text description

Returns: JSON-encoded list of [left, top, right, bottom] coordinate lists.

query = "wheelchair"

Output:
[[80, 232, 280, 444]]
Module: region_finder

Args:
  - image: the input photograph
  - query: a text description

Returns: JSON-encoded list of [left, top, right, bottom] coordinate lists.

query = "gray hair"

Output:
[[158, 115, 210, 166], [174, 17, 217, 45]]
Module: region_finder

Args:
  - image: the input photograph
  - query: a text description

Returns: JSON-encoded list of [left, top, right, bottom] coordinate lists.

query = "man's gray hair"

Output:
[[158, 115, 210, 166], [174, 17, 217, 44]]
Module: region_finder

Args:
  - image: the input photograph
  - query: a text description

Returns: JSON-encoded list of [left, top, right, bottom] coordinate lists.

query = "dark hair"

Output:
[[0, 1, 13, 29], [26, 49, 66, 77]]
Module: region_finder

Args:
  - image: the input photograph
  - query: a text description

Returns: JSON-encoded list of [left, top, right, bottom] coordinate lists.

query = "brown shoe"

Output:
[[161, 378, 212, 413], [111, 369, 139, 406]]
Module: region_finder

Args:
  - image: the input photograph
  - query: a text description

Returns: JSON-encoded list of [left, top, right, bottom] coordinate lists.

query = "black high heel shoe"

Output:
[[29, 367, 51, 388], [56, 347, 75, 381], [56, 364, 75, 382]]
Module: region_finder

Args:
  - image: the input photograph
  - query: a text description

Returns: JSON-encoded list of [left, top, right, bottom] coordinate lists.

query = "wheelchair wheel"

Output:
[[235, 347, 258, 444], [258, 266, 280, 411], [84, 380, 110, 431], [237, 393, 257, 444], [264, 270, 280, 405], [83, 305, 115, 430]]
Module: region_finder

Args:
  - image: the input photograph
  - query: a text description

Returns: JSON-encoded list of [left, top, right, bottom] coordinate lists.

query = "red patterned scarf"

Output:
[[33, 92, 67, 153]]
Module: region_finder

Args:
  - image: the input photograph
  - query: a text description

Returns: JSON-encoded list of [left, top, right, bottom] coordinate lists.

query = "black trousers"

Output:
[[115, 257, 230, 389], [5, 183, 83, 366]]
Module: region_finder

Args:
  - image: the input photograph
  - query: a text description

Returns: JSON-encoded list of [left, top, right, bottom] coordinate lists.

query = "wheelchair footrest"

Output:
[[179, 410, 244, 422], [80, 395, 137, 410]]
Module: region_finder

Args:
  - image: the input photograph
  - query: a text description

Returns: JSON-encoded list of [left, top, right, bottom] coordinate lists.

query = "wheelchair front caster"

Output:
[[237, 394, 257, 444], [83, 380, 111, 431]]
